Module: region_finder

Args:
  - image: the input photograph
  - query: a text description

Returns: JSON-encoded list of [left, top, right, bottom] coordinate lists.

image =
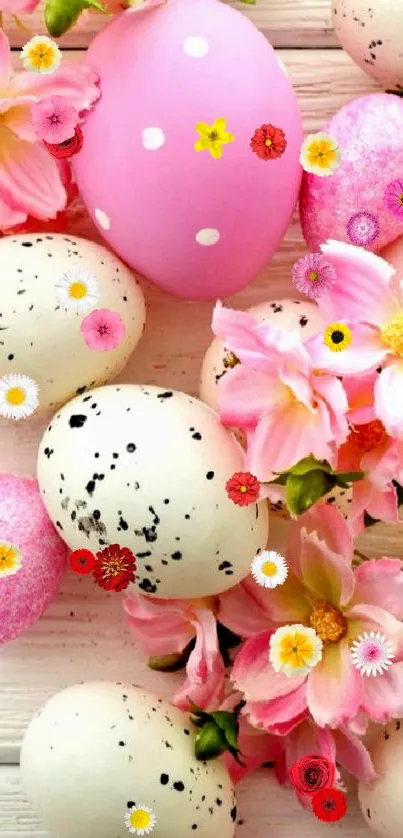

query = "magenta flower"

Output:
[[291, 253, 337, 299], [31, 96, 78, 145], [218, 504, 403, 729], [346, 211, 380, 247], [383, 179, 403, 220], [80, 309, 126, 351]]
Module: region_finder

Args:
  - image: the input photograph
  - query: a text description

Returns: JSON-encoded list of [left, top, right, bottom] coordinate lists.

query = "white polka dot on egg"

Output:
[[183, 36, 210, 58], [94, 208, 111, 231], [142, 127, 166, 151], [195, 228, 220, 247]]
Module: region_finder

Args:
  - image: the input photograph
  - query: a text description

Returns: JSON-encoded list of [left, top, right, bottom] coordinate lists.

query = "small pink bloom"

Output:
[[31, 95, 78, 145], [346, 211, 380, 246], [291, 252, 337, 299], [383, 178, 403, 220], [81, 309, 126, 351]]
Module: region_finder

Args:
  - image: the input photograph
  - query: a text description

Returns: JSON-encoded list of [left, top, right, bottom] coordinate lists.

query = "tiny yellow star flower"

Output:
[[21, 35, 62, 75], [194, 117, 235, 159], [300, 132, 342, 177]]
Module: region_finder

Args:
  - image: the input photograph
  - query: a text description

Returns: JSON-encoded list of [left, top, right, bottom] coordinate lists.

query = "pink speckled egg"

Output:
[[332, 0, 403, 90], [73, 0, 303, 301], [299, 93, 403, 252], [0, 474, 68, 645]]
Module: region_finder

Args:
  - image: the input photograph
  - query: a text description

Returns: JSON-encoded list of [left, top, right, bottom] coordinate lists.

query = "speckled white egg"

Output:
[[199, 298, 325, 410], [37, 384, 268, 598], [0, 234, 145, 415], [20, 681, 237, 838], [358, 719, 403, 838], [332, 0, 403, 89]]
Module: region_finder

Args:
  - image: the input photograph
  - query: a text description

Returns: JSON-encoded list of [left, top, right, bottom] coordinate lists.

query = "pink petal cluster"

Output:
[[218, 505, 403, 731], [0, 0, 40, 11], [0, 30, 100, 231]]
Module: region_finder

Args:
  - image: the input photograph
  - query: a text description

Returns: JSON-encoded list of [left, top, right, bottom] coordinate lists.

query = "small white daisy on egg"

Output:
[[0, 541, 23, 577], [350, 631, 395, 677], [124, 804, 156, 835], [0, 374, 39, 420], [251, 550, 288, 589], [55, 268, 100, 314]]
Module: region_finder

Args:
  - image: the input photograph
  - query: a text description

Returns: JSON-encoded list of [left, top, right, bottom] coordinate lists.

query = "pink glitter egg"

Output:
[[0, 474, 68, 645], [299, 93, 403, 252], [73, 0, 303, 301]]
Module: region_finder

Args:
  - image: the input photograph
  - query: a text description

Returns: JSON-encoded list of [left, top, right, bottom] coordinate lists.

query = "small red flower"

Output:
[[290, 754, 336, 796], [250, 123, 287, 160], [311, 787, 347, 823], [93, 544, 136, 592], [44, 125, 83, 159], [226, 471, 260, 507], [69, 548, 95, 575]]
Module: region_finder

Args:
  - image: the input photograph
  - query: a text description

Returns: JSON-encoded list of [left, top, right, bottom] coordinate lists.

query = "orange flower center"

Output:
[[308, 270, 319, 282], [309, 601, 347, 644], [265, 138, 273, 147], [398, 193, 403, 206], [347, 419, 386, 453]]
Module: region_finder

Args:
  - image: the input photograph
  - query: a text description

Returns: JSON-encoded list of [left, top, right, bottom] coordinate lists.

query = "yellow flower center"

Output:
[[279, 630, 315, 669], [308, 270, 319, 281], [209, 130, 219, 141], [262, 561, 277, 577], [398, 194, 403, 206], [69, 281, 87, 300], [130, 810, 151, 829], [6, 387, 25, 405], [309, 601, 347, 644], [239, 485, 248, 493], [265, 138, 273, 147], [380, 313, 403, 356]]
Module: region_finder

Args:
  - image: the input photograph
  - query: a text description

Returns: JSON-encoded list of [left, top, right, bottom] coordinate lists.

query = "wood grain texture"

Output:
[[4, 0, 336, 50]]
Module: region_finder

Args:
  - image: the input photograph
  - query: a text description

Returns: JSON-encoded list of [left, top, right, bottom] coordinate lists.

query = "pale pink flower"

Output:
[[291, 252, 337, 299], [123, 591, 226, 711], [212, 301, 349, 481], [383, 178, 403, 220], [0, 30, 99, 231], [218, 504, 403, 729], [81, 309, 126, 351], [31, 95, 78, 144], [346, 212, 380, 247], [0, 0, 40, 11], [306, 240, 403, 438]]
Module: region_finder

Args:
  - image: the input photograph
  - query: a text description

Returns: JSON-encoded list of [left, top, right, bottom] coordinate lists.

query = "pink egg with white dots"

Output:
[[0, 474, 68, 645], [73, 0, 303, 301]]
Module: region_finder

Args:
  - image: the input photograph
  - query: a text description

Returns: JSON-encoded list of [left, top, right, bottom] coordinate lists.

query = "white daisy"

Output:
[[0, 541, 23, 577], [269, 624, 323, 678], [55, 268, 100, 314], [251, 550, 288, 589], [350, 631, 395, 677], [124, 804, 156, 835], [0, 374, 39, 420]]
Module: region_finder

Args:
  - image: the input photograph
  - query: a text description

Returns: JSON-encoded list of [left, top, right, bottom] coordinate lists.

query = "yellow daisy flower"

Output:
[[124, 804, 156, 835], [300, 132, 342, 177], [194, 118, 235, 160], [323, 323, 352, 352], [269, 623, 323, 677], [21, 35, 62, 75], [0, 541, 23, 577]]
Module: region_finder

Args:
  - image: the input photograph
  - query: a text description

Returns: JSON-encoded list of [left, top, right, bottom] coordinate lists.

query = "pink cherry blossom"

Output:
[[218, 504, 403, 729], [31, 96, 78, 144], [80, 309, 126, 351], [0, 30, 99, 231], [211, 301, 349, 481], [123, 591, 226, 711]]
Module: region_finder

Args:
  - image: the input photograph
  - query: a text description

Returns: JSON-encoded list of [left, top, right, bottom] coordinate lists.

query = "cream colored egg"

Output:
[[21, 682, 237, 838], [0, 234, 145, 415], [332, 0, 403, 89], [199, 298, 325, 411], [358, 719, 403, 838], [37, 385, 269, 598]]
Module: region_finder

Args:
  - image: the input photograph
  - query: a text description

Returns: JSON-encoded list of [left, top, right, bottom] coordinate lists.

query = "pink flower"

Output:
[[80, 309, 126, 351], [291, 253, 337, 299], [383, 179, 403, 220], [218, 504, 403, 729], [212, 301, 349, 481], [0, 0, 40, 11], [0, 30, 99, 231], [346, 212, 380, 247], [306, 240, 403, 438], [123, 591, 226, 711], [31, 95, 78, 144]]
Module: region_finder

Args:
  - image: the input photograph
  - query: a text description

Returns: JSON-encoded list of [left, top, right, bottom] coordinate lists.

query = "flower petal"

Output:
[[246, 682, 308, 731], [10, 62, 100, 114], [306, 640, 363, 727], [347, 603, 403, 661], [173, 608, 225, 711], [232, 631, 307, 703], [0, 30, 12, 86], [4, 103, 38, 143], [253, 571, 312, 625], [361, 662, 403, 724], [223, 713, 283, 784], [0, 191, 26, 229], [0, 0, 40, 11], [300, 502, 353, 562], [123, 591, 194, 655], [350, 558, 403, 619], [306, 321, 388, 375], [217, 365, 282, 429], [217, 577, 273, 638], [0, 125, 66, 219], [318, 239, 399, 325], [332, 726, 376, 784], [299, 530, 355, 608], [375, 361, 403, 437]]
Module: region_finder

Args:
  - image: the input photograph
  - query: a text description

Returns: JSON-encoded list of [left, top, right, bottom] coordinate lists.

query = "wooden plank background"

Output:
[[0, 1, 396, 835]]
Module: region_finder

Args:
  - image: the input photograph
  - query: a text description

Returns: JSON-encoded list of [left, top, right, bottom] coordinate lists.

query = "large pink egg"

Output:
[[0, 474, 68, 645], [300, 93, 403, 252], [73, 0, 303, 301]]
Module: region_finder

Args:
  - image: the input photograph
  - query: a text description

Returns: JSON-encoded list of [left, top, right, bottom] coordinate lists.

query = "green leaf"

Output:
[[285, 456, 332, 477], [45, 0, 106, 38], [334, 470, 365, 483], [194, 721, 228, 760], [210, 711, 239, 750], [286, 470, 334, 516]]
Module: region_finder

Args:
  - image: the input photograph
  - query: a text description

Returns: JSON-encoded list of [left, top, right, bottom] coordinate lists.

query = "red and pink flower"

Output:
[[94, 544, 136, 591], [289, 754, 335, 795], [226, 472, 260, 507], [311, 786, 347, 822]]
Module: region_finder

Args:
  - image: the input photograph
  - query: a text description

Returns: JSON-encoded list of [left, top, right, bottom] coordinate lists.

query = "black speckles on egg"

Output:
[[206, 471, 214, 480], [21, 241, 33, 247], [230, 806, 237, 822], [69, 414, 87, 429], [157, 391, 173, 399], [299, 315, 308, 327], [160, 773, 169, 785], [7, 353, 14, 360], [171, 551, 182, 560], [119, 741, 126, 747], [139, 578, 158, 594], [86, 480, 96, 496], [367, 809, 371, 820], [118, 516, 129, 530], [44, 447, 54, 459], [173, 781, 185, 791]]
